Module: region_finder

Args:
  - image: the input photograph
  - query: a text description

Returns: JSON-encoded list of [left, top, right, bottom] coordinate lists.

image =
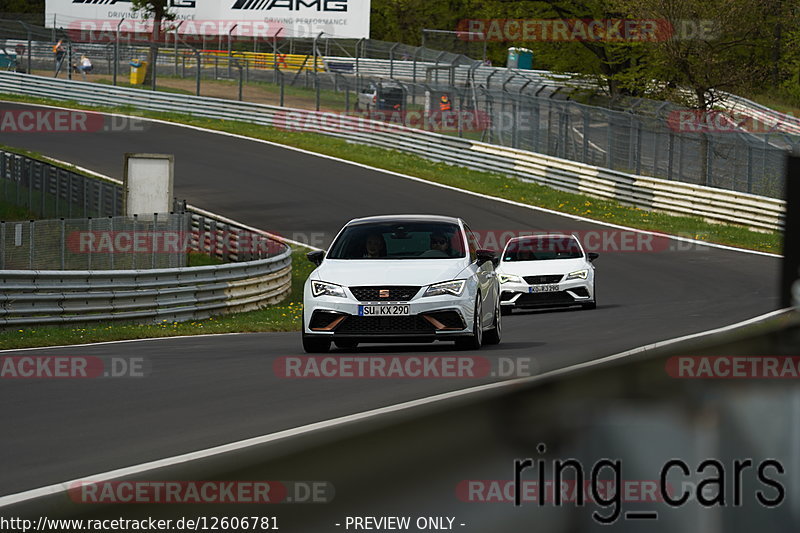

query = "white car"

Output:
[[302, 215, 502, 352], [495, 234, 598, 313]]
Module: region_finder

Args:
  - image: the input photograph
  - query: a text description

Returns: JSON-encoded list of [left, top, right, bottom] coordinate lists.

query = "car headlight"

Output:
[[423, 280, 466, 297], [566, 269, 588, 280], [311, 280, 347, 298], [498, 273, 522, 284]]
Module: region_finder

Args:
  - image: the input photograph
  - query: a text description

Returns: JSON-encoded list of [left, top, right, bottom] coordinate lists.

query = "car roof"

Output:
[[346, 214, 463, 226]]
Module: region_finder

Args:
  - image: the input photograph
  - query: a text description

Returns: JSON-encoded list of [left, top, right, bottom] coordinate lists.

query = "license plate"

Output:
[[359, 305, 410, 316], [529, 284, 559, 293]]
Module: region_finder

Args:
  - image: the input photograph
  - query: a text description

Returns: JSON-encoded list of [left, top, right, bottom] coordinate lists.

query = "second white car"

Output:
[[495, 234, 598, 313]]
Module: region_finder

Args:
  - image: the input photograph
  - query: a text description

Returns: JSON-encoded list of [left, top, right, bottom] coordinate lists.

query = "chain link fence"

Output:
[[0, 19, 792, 198], [0, 210, 287, 271], [0, 149, 121, 219]]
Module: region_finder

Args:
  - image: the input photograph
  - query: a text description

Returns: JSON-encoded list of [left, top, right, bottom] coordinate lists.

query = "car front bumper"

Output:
[[500, 279, 593, 308], [303, 292, 477, 342]]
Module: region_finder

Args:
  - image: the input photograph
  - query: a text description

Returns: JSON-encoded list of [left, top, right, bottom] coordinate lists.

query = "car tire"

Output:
[[455, 295, 483, 350], [484, 298, 502, 345], [334, 340, 359, 350], [301, 312, 331, 353]]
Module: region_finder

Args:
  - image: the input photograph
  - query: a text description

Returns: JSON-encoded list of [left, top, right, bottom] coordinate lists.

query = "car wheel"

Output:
[[334, 340, 358, 350], [582, 284, 596, 310], [301, 312, 331, 353], [484, 298, 502, 345], [455, 295, 482, 350]]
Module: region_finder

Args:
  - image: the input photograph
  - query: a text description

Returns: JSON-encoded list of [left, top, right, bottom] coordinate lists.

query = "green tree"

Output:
[[615, 0, 783, 109]]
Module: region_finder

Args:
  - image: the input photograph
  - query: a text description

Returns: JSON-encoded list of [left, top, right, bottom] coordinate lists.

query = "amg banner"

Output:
[[45, 0, 371, 38]]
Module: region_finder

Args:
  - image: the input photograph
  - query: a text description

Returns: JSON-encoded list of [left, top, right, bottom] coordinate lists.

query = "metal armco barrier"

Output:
[[0, 248, 291, 327], [0, 72, 785, 231]]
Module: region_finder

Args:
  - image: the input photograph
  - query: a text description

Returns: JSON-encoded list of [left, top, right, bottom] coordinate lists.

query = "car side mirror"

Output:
[[307, 250, 325, 266], [476, 249, 495, 265], [588, 252, 599, 262]]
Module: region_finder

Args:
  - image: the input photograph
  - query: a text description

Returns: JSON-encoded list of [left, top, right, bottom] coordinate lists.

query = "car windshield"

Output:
[[503, 236, 583, 261], [327, 221, 465, 259]]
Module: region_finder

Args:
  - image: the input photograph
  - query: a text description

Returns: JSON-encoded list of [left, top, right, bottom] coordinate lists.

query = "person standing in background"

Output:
[[53, 40, 66, 77]]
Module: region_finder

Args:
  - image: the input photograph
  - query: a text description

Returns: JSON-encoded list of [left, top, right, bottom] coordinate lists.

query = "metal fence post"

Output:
[[747, 145, 754, 193], [132, 214, 137, 270], [667, 133, 675, 180], [60, 218, 65, 270], [87, 217, 92, 270], [108, 216, 114, 270], [606, 111, 613, 169], [315, 74, 320, 111], [29, 220, 34, 269], [582, 107, 589, 162], [195, 50, 201, 96], [635, 120, 642, 175], [1, 221, 5, 270], [152, 212, 158, 269], [706, 135, 714, 186]]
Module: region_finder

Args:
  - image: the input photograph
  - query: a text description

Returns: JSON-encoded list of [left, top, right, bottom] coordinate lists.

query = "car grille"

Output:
[[523, 275, 563, 285], [516, 291, 575, 306], [335, 315, 434, 334], [349, 286, 421, 302]]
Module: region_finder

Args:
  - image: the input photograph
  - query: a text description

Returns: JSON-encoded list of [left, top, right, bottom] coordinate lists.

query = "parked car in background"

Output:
[[355, 81, 406, 112]]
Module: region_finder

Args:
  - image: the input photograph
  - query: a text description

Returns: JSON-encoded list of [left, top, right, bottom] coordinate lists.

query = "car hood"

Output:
[[496, 257, 588, 276], [313, 259, 470, 287]]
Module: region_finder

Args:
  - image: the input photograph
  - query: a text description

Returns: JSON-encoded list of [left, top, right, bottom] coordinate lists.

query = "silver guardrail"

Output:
[[0, 247, 291, 327], [0, 72, 784, 231]]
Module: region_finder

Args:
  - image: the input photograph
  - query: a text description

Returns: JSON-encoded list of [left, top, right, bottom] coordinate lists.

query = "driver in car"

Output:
[[429, 232, 452, 257]]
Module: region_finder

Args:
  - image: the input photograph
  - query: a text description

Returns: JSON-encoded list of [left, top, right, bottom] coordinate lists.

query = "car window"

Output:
[[503, 236, 584, 261], [327, 222, 466, 259]]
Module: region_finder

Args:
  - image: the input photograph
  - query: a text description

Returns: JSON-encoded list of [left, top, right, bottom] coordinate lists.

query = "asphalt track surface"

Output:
[[0, 103, 782, 497]]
